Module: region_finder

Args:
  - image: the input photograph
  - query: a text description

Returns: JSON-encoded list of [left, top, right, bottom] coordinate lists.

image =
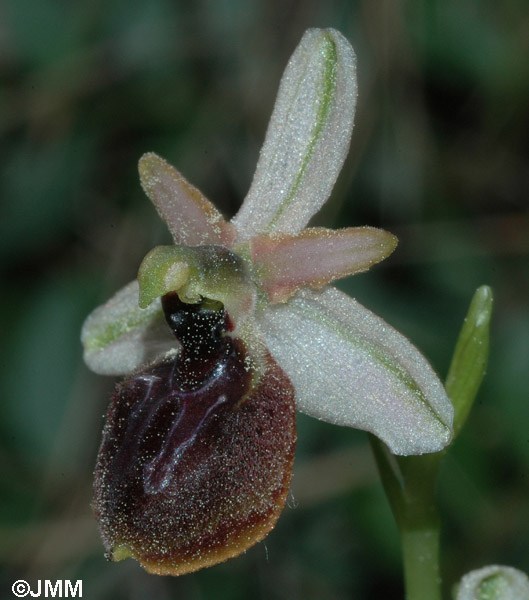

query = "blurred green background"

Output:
[[1, 1, 528, 598]]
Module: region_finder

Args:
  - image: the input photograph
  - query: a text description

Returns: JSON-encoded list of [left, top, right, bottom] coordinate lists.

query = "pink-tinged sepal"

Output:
[[139, 153, 237, 247], [251, 227, 398, 303], [94, 295, 296, 576]]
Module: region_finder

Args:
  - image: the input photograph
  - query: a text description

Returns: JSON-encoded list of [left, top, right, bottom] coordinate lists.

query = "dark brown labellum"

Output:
[[93, 293, 296, 575]]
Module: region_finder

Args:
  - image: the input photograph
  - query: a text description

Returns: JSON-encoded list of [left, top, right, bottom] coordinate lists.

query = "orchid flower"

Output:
[[81, 28, 453, 576]]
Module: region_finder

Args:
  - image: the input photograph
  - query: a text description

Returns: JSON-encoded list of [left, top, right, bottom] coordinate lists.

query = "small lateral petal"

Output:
[[251, 227, 398, 303], [139, 153, 237, 247], [232, 28, 357, 240], [259, 287, 453, 455], [81, 280, 177, 376]]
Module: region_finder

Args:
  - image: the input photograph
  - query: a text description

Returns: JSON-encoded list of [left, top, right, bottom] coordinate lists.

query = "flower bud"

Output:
[[456, 565, 529, 600]]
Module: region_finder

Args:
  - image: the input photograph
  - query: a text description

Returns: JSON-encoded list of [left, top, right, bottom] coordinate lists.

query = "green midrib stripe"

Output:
[[85, 308, 163, 352], [267, 32, 338, 230], [291, 298, 448, 427]]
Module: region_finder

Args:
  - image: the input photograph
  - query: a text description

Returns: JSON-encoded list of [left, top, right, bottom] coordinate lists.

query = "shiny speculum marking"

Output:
[[94, 293, 296, 575]]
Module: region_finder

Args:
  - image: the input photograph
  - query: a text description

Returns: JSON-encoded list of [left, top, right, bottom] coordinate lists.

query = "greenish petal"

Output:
[[138, 244, 257, 329]]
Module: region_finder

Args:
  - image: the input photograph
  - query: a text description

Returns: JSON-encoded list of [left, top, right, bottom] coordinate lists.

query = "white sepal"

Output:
[[259, 287, 453, 455], [232, 28, 357, 240], [81, 280, 177, 376]]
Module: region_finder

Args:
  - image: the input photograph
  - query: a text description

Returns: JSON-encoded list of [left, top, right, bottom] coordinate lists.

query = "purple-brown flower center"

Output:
[[94, 291, 296, 575]]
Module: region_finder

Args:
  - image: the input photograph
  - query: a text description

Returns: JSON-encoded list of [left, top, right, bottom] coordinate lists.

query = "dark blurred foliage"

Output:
[[1, 1, 528, 598]]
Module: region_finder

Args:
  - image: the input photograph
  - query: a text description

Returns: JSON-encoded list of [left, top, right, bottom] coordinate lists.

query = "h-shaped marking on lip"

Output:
[[143, 393, 228, 495]]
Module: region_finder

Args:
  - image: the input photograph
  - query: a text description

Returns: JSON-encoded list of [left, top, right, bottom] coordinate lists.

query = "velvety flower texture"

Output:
[[81, 28, 454, 576]]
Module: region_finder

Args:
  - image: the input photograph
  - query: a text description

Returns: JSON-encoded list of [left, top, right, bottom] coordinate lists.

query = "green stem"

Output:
[[401, 525, 441, 600], [370, 437, 443, 600], [399, 455, 442, 600], [368, 285, 493, 599]]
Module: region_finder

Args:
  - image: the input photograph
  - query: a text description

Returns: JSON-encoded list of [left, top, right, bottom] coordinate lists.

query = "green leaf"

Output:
[[445, 285, 493, 437]]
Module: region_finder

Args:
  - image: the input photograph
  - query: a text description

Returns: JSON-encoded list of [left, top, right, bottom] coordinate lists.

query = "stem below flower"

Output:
[[369, 286, 493, 599], [401, 525, 442, 600], [370, 436, 443, 600]]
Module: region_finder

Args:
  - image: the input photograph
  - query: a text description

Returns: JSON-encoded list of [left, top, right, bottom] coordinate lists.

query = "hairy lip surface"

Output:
[[93, 299, 297, 575]]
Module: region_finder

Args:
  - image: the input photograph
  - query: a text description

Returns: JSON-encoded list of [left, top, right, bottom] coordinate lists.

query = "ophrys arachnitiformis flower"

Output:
[[81, 28, 453, 576]]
